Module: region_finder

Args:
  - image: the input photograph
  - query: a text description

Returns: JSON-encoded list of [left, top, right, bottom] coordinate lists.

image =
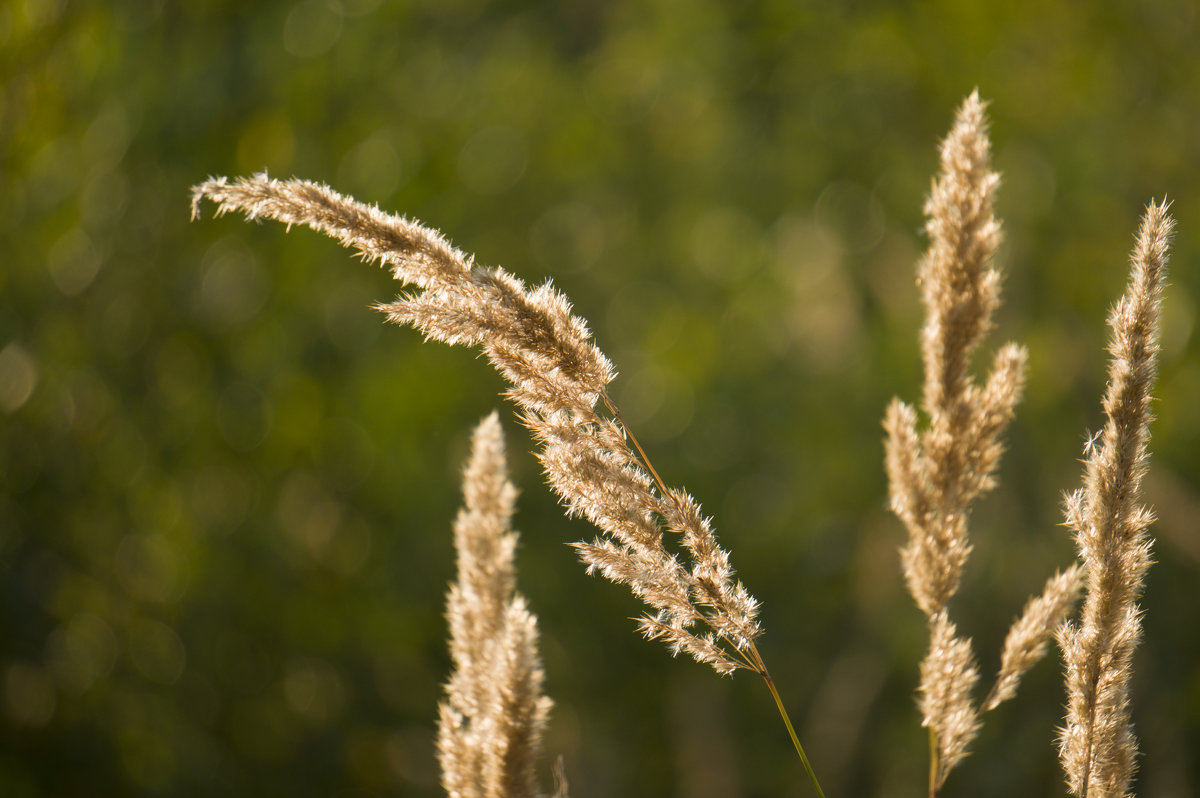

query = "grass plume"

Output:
[[190, 174, 760, 676], [885, 92, 1084, 794], [1058, 201, 1174, 798], [191, 172, 824, 796], [439, 412, 554, 798]]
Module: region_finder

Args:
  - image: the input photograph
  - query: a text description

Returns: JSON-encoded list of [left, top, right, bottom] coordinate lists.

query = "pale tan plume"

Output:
[[438, 412, 554, 798], [918, 611, 981, 785], [191, 174, 762, 676], [984, 565, 1084, 713], [885, 92, 1083, 793], [1058, 201, 1174, 798]]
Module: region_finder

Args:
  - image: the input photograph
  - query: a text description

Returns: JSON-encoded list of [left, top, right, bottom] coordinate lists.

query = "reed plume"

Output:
[[1058, 201, 1174, 798], [439, 412, 553, 798], [191, 173, 824, 795], [885, 91, 1084, 794], [190, 173, 759, 673]]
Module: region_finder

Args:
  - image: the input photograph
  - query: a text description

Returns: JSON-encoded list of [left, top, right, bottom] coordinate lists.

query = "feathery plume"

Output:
[[886, 92, 1082, 794], [191, 173, 760, 675], [984, 565, 1084, 712], [438, 412, 553, 798], [1058, 201, 1173, 798], [884, 91, 1021, 619], [191, 173, 826, 798], [919, 611, 981, 788]]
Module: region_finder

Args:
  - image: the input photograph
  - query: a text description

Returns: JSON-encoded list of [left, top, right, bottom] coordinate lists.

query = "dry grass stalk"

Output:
[[885, 90, 1022, 621], [984, 566, 1086, 712], [190, 173, 760, 676], [885, 92, 1084, 794], [438, 412, 553, 798], [1058, 201, 1174, 798], [191, 173, 824, 798], [918, 611, 981, 784]]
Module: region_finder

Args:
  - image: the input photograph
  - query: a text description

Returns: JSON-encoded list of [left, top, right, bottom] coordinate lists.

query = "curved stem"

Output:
[[601, 392, 670, 497], [601, 393, 823, 796], [928, 726, 939, 798], [748, 644, 826, 798]]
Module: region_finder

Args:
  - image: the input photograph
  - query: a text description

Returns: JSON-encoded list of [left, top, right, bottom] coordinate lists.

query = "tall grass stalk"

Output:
[[191, 171, 825, 796], [885, 91, 1085, 796], [439, 412, 554, 798], [1058, 201, 1173, 798]]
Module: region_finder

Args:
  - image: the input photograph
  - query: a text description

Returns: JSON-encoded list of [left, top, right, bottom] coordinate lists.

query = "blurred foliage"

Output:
[[2, 0, 1199, 796]]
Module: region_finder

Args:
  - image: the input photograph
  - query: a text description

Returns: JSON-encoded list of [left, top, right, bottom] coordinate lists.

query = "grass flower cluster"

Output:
[[884, 92, 1087, 795], [192, 92, 1174, 798], [439, 411, 555, 798], [1058, 202, 1173, 798]]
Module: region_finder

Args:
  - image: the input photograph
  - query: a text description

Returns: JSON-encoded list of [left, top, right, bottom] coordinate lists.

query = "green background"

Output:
[[2, 0, 1198, 796]]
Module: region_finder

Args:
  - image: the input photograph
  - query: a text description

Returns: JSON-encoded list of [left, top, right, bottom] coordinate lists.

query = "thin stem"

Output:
[[599, 391, 824, 797], [1078, 690, 1098, 798], [726, 643, 759, 673], [928, 726, 938, 798], [601, 391, 670, 498], [748, 643, 826, 798]]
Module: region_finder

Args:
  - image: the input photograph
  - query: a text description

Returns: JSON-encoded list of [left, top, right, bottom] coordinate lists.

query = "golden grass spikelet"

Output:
[[984, 564, 1085, 712], [191, 170, 832, 797], [190, 172, 761, 676], [1058, 200, 1174, 798], [438, 412, 553, 798], [887, 92, 1084, 795], [919, 611, 981, 791], [886, 92, 1026, 618]]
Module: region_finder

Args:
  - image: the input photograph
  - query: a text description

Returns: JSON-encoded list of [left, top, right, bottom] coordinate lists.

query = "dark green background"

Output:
[[2, 1, 1198, 795]]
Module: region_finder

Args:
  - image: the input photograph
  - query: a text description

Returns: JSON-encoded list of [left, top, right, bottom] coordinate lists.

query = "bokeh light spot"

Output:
[[283, 0, 344, 59], [530, 201, 606, 274], [44, 613, 119, 695], [127, 619, 187, 685], [47, 227, 102, 295], [3, 663, 56, 727], [0, 343, 38, 413], [282, 657, 346, 724], [457, 125, 528, 195], [216, 381, 273, 452], [197, 236, 270, 329]]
